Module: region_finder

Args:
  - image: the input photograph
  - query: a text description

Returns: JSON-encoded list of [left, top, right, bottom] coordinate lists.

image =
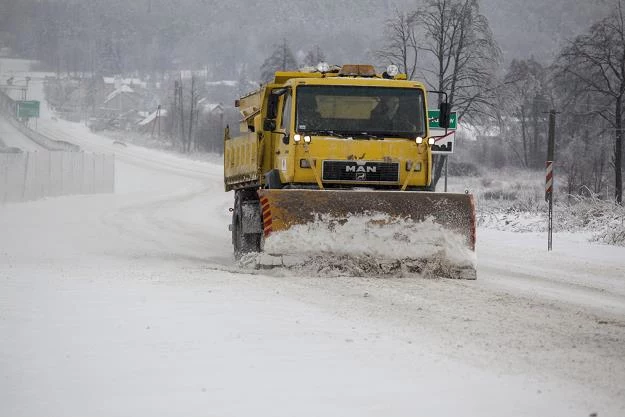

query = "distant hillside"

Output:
[[0, 0, 611, 77], [221, 0, 610, 69]]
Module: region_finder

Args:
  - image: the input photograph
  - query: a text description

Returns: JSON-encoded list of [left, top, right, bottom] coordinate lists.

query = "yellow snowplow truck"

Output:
[[224, 64, 476, 279]]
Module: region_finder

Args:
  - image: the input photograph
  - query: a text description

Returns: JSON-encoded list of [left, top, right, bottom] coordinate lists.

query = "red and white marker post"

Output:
[[546, 160, 554, 251], [545, 110, 557, 251]]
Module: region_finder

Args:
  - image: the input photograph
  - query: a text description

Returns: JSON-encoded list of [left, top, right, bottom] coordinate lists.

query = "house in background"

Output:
[[137, 107, 168, 136], [195, 99, 227, 152]]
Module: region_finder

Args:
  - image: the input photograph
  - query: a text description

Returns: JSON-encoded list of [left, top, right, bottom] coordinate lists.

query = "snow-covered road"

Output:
[[1, 69, 624, 417]]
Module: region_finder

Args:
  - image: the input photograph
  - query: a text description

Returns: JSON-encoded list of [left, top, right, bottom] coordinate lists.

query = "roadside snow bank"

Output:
[[252, 213, 476, 277], [478, 198, 625, 246], [443, 169, 625, 247]]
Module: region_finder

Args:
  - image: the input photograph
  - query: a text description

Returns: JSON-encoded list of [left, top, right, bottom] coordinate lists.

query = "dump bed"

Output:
[[224, 132, 260, 190], [224, 88, 264, 191]]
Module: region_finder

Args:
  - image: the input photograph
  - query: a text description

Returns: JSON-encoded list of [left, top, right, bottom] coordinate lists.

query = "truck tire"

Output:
[[232, 189, 262, 259]]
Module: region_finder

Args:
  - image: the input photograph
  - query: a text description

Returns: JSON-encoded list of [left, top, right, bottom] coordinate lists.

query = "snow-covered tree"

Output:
[[554, 0, 625, 204], [501, 58, 551, 169], [413, 0, 502, 188]]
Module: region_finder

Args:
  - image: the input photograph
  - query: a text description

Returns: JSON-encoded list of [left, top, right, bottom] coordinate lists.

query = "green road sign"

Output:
[[16, 100, 40, 118], [428, 109, 457, 130]]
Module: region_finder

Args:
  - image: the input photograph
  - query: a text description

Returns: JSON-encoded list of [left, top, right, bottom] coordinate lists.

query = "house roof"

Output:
[[138, 108, 168, 126], [197, 98, 223, 114], [205, 80, 238, 87], [103, 77, 147, 88], [104, 85, 136, 104]]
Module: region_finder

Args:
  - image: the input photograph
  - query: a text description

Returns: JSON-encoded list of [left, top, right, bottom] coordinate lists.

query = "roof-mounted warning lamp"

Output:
[[338, 64, 376, 77]]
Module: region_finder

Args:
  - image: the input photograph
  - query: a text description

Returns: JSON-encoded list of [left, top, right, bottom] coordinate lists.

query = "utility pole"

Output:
[[520, 104, 527, 167], [157, 104, 161, 138], [532, 96, 539, 168], [179, 75, 185, 152], [173, 81, 179, 141], [24, 76, 30, 100], [188, 75, 195, 153]]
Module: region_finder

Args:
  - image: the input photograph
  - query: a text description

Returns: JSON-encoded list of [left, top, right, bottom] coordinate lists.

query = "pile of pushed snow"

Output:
[[245, 213, 476, 278]]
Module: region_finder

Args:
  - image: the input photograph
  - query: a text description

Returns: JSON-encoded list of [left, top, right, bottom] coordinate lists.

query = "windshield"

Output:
[[295, 85, 426, 138]]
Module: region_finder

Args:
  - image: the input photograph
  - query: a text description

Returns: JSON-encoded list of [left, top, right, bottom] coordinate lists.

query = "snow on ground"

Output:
[[1, 68, 625, 417], [257, 213, 476, 278], [443, 166, 625, 246]]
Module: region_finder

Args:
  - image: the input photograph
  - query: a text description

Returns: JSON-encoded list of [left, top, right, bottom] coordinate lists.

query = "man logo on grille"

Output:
[[356, 172, 366, 180], [345, 165, 377, 173]]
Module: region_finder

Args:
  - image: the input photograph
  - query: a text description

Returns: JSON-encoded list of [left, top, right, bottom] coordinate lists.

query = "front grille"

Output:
[[322, 160, 399, 183]]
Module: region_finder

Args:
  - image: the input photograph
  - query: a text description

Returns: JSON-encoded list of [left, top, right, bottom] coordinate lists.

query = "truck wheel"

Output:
[[232, 190, 262, 260]]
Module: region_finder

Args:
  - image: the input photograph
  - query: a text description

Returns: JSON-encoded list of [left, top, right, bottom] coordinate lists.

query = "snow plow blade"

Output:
[[257, 189, 477, 279]]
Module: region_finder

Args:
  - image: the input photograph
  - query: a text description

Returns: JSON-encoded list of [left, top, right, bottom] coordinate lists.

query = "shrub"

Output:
[[448, 161, 481, 177], [481, 190, 518, 201]]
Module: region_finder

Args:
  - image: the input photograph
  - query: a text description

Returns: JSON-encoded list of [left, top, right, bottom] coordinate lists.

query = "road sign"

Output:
[[430, 129, 455, 154], [428, 109, 457, 130], [16, 100, 40, 118]]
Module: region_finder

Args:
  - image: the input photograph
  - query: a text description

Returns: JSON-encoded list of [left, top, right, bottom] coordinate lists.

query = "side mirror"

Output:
[[263, 118, 276, 131], [439, 102, 451, 129], [271, 88, 288, 96]]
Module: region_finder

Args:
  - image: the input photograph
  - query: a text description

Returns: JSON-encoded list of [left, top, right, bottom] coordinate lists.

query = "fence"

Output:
[[0, 151, 115, 203]]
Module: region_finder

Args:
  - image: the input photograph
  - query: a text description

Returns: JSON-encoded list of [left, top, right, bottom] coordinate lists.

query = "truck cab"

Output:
[[225, 64, 436, 192]]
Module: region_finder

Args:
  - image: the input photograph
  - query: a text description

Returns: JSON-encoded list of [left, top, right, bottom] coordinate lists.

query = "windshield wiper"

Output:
[[350, 131, 382, 139], [376, 132, 423, 138], [305, 129, 349, 138]]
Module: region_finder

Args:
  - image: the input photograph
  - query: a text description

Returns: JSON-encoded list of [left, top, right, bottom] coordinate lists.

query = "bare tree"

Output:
[[376, 9, 419, 80], [501, 58, 551, 168], [303, 45, 326, 67], [554, 0, 625, 203], [260, 39, 299, 84], [412, 0, 502, 188]]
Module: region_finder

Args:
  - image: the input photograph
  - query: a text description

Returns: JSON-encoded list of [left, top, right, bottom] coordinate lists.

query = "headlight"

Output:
[[415, 136, 423, 144], [428, 137, 435, 145], [386, 64, 399, 77], [304, 135, 312, 143], [294, 134, 301, 142], [406, 161, 422, 171]]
